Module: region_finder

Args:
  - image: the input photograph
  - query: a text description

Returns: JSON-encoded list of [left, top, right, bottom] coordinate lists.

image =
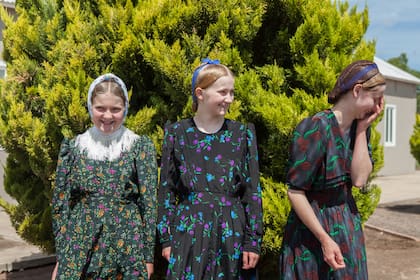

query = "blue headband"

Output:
[[341, 63, 378, 92], [191, 58, 220, 102], [87, 73, 129, 118]]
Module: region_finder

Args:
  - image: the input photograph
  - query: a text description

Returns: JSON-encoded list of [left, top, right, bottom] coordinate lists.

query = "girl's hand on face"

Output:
[[358, 96, 384, 132]]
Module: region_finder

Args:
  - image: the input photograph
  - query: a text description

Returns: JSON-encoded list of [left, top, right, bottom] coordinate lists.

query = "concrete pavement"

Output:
[[0, 150, 55, 273], [367, 170, 420, 241], [371, 171, 420, 204]]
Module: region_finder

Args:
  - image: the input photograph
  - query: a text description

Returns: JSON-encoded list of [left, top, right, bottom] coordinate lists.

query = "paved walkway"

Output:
[[372, 171, 420, 204], [0, 151, 55, 273], [367, 171, 420, 241]]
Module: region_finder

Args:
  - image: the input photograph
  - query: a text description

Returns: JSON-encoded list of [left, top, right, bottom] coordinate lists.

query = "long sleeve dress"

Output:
[[52, 126, 158, 279], [279, 109, 370, 279], [157, 118, 263, 280]]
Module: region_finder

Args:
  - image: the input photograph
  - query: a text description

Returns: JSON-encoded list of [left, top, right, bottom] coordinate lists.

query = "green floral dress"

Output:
[[52, 126, 158, 279]]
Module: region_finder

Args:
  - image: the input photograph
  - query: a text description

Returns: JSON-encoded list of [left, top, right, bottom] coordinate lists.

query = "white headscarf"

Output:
[[87, 73, 129, 118]]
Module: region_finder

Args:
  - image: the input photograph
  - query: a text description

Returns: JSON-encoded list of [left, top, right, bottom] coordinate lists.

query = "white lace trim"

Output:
[[75, 126, 139, 161]]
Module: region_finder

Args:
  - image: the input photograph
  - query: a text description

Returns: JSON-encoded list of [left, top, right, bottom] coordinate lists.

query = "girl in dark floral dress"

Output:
[[279, 60, 386, 279], [51, 73, 158, 279], [157, 59, 263, 279]]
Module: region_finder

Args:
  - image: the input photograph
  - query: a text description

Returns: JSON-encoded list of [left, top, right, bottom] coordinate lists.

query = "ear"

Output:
[[195, 87, 204, 101], [352, 84, 362, 98]]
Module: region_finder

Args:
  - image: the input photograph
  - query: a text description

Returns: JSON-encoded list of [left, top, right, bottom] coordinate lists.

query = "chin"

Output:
[[99, 125, 116, 134]]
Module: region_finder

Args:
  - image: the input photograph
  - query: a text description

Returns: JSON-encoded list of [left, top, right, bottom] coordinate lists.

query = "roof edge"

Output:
[[374, 56, 420, 85]]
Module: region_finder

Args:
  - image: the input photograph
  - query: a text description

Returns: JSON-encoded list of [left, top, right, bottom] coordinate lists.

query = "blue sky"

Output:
[[346, 0, 420, 70]]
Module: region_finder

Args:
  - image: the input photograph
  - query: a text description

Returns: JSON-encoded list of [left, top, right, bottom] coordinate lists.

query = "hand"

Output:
[[51, 262, 58, 280], [242, 251, 260, 270], [321, 237, 346, 270], [162, 246, 171, 261], [146, 263, 154, 279], [358, 96, 384, 131]]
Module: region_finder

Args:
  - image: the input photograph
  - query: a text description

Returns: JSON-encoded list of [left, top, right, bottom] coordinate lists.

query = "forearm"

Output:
[[288, 189, 330, 243], [351, 130, 372, 187]]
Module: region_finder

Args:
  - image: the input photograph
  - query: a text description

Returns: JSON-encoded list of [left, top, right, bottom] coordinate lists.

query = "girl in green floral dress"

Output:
[[51, 73, 158, 279]]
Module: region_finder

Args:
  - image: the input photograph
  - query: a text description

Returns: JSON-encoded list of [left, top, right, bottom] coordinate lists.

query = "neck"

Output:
[[90, 125, 125, 147], [331, 104, 354, 131], [193, 114, 225, 134]]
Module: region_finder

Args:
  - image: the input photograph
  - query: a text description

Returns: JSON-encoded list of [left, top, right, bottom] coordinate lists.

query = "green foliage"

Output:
[[352, 184, 381, 224], [410, 114, 420, 164], [0, 0, 384, 273], [261, 177, 290, 253]]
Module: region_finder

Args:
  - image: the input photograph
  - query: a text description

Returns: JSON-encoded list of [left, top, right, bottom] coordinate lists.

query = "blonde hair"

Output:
[[91, 81, 126, 106], [328, 60, 386, 104], [87, 73, 129, 117], [192, 63, 234, 112]]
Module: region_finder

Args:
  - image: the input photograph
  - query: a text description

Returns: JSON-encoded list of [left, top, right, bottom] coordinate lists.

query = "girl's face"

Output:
[[91, 91, 125, 134], [197, 75, 234, 117], [354, 84, 385, 119]]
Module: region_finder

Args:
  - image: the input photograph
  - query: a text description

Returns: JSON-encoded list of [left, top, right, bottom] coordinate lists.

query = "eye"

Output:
[[111, 107, 123, 113], [94, 106, 105, 112], [220, 89, 234, 96]]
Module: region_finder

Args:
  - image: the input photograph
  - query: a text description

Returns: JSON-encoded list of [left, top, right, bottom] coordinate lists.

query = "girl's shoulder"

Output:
[[299, 109, 333, 127], [224, 119, 255, 134]]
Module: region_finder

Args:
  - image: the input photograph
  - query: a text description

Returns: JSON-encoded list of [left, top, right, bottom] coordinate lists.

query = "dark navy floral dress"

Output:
[[279, 109, 370, 279], [157, 118, 263, 279], [52, 127, 158, 279]]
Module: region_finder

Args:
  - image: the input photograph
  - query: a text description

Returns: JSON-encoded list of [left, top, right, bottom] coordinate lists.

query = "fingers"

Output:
[[242, 251, 260, 269], [162, 247, 171, 261], [146, 263, 154, 279], [51, 263, 58, 280], [322, 239, 346, 271]]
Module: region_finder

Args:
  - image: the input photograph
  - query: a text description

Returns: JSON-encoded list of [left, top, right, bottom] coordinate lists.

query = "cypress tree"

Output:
[[0, 0, 383, 275]]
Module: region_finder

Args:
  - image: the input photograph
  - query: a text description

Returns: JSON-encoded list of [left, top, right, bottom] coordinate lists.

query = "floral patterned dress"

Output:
[[52, 127, 158, 279], [157, 118, 263, 279], [279, 109, 370, 279]]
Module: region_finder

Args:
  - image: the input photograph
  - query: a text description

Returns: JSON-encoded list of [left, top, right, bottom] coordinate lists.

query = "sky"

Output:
[[346, 0, 420, 70]]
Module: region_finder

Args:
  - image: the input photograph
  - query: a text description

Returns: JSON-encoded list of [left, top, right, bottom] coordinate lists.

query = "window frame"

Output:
[[384, 104, 397, 147]]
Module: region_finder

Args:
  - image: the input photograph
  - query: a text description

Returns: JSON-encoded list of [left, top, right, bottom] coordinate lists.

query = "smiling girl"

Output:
[[157, 59, 263, 279], [51, 73, 158, 279]]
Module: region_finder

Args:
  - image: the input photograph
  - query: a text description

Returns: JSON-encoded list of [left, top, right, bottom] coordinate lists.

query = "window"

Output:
[[384, 104, 396, 146], [0, 60, 6, 79]]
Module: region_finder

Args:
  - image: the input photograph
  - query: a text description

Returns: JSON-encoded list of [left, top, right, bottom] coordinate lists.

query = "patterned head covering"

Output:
[[87, 73, 129, 118]]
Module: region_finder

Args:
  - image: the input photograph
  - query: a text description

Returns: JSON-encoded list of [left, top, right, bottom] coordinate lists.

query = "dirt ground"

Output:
[[1, 228, 419, 280], [365, 227, 420, 280]]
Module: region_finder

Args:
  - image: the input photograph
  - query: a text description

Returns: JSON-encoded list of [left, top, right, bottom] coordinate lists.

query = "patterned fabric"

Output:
[[52, 128, 158, 279], [157, 118, 263, 279], [279, 109, 370, 279]]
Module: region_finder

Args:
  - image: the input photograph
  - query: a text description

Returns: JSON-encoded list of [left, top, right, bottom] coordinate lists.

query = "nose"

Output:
[[224, 93, 234, 103], [103, 110, 113, 118]]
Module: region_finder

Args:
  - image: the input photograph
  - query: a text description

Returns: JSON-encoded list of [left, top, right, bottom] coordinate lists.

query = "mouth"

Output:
[[365, 110, 374, 117], [99, 121, 116, 132]]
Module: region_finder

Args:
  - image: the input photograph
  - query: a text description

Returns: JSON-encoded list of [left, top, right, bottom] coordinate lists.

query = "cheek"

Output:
[[115, 112, 125, 121], [360, 96, 375, 107]]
